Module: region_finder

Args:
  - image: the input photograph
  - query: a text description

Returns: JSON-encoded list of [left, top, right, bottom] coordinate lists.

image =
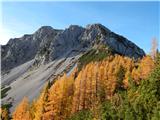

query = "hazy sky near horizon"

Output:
[[1, 1, 159, 53]]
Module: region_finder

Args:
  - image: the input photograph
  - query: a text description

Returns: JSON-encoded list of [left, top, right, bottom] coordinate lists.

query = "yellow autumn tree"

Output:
[[12, 97, 32, 120], [12, 54, 152, 120], [71, 62, 103, 119], [30, 83, 48, 120], [43, 73, 74, 120], [132, 56, 154, 82], [72, 55, 136, 117], [140, 55, 155, 79]]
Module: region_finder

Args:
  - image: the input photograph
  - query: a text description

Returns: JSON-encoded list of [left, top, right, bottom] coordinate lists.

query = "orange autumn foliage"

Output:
[[43, 73, 75, 120], [30, 84, 48, 120], [12, 55, 155, 120], [12, 97, 32, 120], [132, 55, 154, 83], [72, 55, 135, 113]]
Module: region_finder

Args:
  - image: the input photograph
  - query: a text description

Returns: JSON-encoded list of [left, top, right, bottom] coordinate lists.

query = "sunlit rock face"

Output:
[[1, 23, 145, 113], [1, 23, 145, 72]]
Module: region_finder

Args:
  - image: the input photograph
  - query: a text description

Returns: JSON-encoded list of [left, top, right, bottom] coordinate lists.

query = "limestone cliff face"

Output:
[[1, 26, 59, 72], [1, 23, 145, 72]]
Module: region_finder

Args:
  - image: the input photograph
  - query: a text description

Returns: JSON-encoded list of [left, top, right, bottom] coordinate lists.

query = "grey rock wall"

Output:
[[1, 23, 145, 72]]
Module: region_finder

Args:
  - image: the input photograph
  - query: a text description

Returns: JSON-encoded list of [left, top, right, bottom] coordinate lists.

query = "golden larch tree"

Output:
[[12, 97, 32, 120], [31, 84, 48, 120], [43, 73, 74, 120]]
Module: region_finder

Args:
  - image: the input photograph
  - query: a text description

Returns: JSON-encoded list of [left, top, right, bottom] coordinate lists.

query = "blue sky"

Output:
[[1, 1, 160, 53]]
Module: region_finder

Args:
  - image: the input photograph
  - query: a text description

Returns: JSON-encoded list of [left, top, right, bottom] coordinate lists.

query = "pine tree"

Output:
[[43, 73, 74, 120], [32, 84, 48, 120], [116, 65, 126, 89], [139, 56, 154, 79], [1, 108, 9, 120], [12, 97, 32, 120]]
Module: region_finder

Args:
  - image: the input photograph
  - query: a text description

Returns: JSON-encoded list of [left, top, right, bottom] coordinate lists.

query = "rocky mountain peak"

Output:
[[33, 26, 57, 39], [36, 26, 54, 32], [86, 23, 111, 33], [1, 24, 145, 72]]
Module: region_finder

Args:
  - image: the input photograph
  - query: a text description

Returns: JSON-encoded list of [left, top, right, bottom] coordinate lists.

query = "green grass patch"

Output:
[[78, 46, 111, 72], [1, 86, 11, 99], [68, 110, 92, 120], [1, 103, 12, 110]]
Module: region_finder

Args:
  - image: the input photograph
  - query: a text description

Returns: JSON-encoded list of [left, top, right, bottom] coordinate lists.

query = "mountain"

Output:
[[1, 23, 145, 113], [2, 24, 145, 72]]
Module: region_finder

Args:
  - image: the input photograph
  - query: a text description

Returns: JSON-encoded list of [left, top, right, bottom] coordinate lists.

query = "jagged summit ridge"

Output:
[[1, 23, 145, 72]]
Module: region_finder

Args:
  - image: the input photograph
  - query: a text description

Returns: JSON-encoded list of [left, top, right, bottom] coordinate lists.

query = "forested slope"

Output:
[[2, 53, 159, 120]]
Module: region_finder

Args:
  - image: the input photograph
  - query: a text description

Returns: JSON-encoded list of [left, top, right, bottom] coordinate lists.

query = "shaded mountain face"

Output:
[[1, 26, 61, 72], [1, 24, 145, 73]]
